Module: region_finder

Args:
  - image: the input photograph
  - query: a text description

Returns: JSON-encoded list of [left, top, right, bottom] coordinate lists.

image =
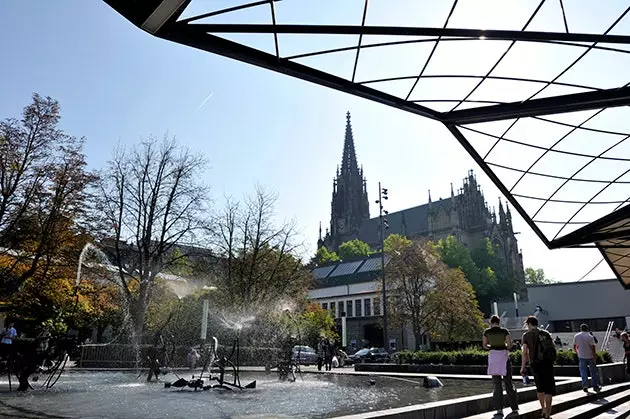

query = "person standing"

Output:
[[483, 315, 519, 417], [0, 322, 17, 361], [316, 337, 325, 371], [324, 339, 334, 372], [573, 324, 601, 392], [1, 322, 17, 345], [521, 316, 556, 419], [187, 347, 200, 370], [620, 332, 630, 375]]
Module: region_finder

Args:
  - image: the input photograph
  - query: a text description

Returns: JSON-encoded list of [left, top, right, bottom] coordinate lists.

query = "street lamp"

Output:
[[200, 286, 217, 341], [375, 182, 389, 351], [341, 311, 347, 348]]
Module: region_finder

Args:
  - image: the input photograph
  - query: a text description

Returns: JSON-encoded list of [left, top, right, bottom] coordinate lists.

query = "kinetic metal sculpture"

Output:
[[164, 335, 256, 391], [1, 335, 77, 391]]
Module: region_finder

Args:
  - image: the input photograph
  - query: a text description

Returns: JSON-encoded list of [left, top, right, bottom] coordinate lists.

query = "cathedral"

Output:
[[318, 112, 527, 296]]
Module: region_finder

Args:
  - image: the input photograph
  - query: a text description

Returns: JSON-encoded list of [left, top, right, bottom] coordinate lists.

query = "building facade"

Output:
[[497, 279, 630, 333], [309, 253, 420, 351], [309, 256, 630, 352], [318, 112, 527, 295]]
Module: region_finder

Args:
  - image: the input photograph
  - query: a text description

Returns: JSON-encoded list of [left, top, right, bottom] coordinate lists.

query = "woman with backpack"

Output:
[[521, 316, 557, 419]]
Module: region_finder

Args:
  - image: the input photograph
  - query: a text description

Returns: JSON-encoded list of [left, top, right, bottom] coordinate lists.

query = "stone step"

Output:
[[462, 382, 630, 419], [591, 398, 630, 419], [553, 389, 630, 419]]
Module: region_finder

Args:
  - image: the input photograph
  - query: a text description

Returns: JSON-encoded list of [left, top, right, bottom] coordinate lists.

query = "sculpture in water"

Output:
[[164, 335, 256, 391], [2, 243, 126, 392], [0, 334, 78, 391]]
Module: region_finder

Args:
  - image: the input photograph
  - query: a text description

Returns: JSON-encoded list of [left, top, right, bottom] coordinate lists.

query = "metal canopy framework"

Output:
[[104, 0, 630, 288]]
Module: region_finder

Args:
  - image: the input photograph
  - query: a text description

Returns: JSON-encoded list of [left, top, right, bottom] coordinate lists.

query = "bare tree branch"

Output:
[[96, 136, 209, 340]]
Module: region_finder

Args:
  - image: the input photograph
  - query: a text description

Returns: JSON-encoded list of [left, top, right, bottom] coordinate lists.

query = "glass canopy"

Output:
[[103, 0, 630, 288]]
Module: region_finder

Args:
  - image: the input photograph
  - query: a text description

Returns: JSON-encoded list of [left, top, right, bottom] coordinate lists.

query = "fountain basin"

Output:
[[0, 370, 513, 418]]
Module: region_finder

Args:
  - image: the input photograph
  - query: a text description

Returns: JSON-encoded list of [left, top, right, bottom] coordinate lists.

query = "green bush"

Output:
[[395, 349, 613, 366]]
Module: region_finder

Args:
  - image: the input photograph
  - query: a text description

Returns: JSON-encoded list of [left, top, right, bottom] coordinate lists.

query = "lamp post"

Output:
[[341, 311, 347, 348], [200, 286, 217, 341], [376, 182, 389, 351]]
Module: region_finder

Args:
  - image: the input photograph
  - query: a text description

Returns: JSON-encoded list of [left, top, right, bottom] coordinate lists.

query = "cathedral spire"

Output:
[[499, 197, 507, 225], [451, 183, 455, 198], [341, 111, 359, 175], [324, 112, 370, 250]]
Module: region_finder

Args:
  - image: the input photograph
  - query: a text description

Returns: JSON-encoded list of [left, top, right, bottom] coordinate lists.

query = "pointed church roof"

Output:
[[340, 112, 359, 175]]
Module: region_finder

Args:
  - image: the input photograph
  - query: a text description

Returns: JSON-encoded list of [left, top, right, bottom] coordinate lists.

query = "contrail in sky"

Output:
[[195, 91, 215, 112]]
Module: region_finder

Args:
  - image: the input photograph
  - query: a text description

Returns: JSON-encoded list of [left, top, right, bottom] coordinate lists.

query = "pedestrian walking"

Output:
[[521, 316, 556, 419], [573, 324, 601, 392]]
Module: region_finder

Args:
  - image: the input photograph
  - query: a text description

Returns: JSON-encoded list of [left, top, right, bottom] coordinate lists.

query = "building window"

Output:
[[322, 302, 328, 310], [338, 301, 345, 318], [355, 299, 362, 317], [364, 298, 372, 316], [330, 302, 336, 318], [346, 300, 353, 317]]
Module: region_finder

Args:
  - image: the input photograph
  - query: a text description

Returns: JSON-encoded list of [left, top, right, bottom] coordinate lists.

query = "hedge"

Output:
[[394, 349, 613, 366]]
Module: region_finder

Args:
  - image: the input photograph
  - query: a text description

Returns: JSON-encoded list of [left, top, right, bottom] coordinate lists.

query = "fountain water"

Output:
[[74, 243, 144, 369]]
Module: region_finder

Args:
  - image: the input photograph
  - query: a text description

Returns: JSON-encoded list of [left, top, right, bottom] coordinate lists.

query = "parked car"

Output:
[[291, 345, 318, 366], [345, 347, 390, 365]]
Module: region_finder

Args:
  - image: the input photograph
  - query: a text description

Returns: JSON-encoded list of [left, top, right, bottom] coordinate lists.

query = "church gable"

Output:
[[430, 198, 454, 233]]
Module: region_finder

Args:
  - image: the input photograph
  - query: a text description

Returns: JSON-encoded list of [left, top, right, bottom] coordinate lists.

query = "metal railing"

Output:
[[78, 344, 279, 368], [601, 321, 614, 352]]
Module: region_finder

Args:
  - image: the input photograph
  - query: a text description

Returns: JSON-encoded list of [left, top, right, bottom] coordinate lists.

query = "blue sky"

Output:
[[2, 0, 628, 282]]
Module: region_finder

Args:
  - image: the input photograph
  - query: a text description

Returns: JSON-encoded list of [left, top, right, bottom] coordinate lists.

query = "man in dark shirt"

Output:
[[483, 315, 518, 417], [521, 316, 555, 419]]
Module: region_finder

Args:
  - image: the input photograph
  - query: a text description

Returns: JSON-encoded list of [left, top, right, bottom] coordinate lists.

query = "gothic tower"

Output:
[[321, 112, 370, 250]]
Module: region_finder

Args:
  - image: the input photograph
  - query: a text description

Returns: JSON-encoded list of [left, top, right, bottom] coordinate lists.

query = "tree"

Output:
[[426, 268, 485, 342], [97, 137, 209, 341], [314, 246, 340, 265], [338, 239, 371, 260], [299, 303, 337, 347], [471, 238, 515, 299], [434, 236, 497, 314], [0, 94, 98, 294], [525, 267, 555, 285], [384, 233, 412, 253], [385, 240, 445, 349], [6, 256, 123, 338], [209, 186, 312, 310]]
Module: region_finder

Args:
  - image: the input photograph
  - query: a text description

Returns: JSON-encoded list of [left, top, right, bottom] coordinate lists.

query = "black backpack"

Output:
[[534, 329, 557, 363]]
